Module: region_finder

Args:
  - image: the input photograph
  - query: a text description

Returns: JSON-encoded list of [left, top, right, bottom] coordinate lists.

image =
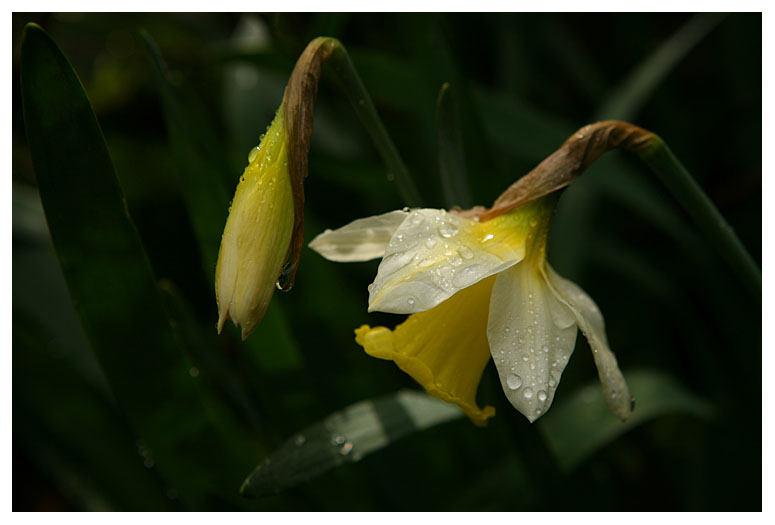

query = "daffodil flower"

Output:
[[309, 195, 632, 424]]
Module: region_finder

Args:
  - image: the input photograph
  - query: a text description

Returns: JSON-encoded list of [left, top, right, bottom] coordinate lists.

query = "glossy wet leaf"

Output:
[[241, 390, 463, 497], [537, 368, 713, 471]]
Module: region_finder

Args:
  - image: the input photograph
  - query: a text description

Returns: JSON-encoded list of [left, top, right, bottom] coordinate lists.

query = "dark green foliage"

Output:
[[13, 13, 761, 511]]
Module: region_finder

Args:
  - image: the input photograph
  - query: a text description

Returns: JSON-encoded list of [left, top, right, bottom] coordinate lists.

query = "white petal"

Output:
[[487, 262, 578, 422], [368, 209, 527, 314], [543, 264, 633, 421], [308, 210, 409, 262]]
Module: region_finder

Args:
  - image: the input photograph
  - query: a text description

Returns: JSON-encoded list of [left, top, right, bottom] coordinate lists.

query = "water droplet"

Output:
[[407, 297, 416, 306], [410, 212, 424, 225], [481, 233, 494, 243], [549, 376, 557, 387], [506, 374, 522, 390], [530, 363, 536, 370], [542, 345, 549, 353], [295, 435, 305, 446], [401, 206, 410, 212], [449, 256, 463, 267], [380, 251, 413, 275], [247, 146, 259, 163], [458, 246, 474, 259], [438, 222, 459, 238], [523, 387, 534, 399], [537, 390, 547, 402], [425, 237, 438, 249], [339, 441, 353, 456], [331, 435, 345, 446]]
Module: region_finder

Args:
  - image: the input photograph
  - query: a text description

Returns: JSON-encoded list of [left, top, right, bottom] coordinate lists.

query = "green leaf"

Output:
[[142, 30, 232, 278], [537, 368, 713, 471], [240, 389, 464, 498], [436, 82, 471, 209], [595, 13, 724, 122], [20, 23, 246, 506]]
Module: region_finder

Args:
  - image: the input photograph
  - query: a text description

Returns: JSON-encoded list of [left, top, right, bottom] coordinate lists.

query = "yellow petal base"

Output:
[[355, 276, 497, 426]]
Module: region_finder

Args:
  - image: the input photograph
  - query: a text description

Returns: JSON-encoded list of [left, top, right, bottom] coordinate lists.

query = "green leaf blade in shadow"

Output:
[[141, 30, 231, 279], [20, 23, 246, 506], [240, 390, 463, 498], [595, 13, 724, 122], [537, 368, 713, 472], [436, 82, 471, 209]]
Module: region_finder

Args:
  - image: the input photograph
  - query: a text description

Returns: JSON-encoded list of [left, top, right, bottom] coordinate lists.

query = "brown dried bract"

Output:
[[478, 121, 656, 222], [279, 37, 339, 290]]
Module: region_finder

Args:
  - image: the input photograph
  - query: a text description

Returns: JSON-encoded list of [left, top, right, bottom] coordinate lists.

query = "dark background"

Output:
[[12, 12, 761, 511]]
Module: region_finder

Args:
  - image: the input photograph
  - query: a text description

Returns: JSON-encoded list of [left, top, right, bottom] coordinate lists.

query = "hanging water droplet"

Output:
[[523, 387, 534, 399], [506, 374, 522, 390], [537, 390, 547, 402], [276, 262, 294, 291]]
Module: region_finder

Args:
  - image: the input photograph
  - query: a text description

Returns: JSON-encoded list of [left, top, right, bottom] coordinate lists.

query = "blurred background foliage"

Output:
[[12, 12, 760, 511]]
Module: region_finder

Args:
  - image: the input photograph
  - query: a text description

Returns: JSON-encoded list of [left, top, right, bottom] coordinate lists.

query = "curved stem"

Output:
[[637, 138, 761, 300]]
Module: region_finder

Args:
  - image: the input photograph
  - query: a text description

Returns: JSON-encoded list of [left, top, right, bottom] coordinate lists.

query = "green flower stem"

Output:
[[638, 137, 761, 300], [326, 40, 423, 207]]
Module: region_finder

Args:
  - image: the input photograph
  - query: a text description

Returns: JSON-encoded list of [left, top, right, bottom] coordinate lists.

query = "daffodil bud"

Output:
[[215, 38, 341, 340], [215, 105, 293, 340]]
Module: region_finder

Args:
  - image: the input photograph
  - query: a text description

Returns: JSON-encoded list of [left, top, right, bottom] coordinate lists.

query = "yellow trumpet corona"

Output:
[[215, 106, 294, 340]]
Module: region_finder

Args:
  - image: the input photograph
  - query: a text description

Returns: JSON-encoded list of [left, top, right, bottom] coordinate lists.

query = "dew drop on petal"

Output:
[[537, 390, 547, 402], [458, 246, 474, 259], [523, 387, 534, 399], [438, 222, 459, 238], [506, 374, 522, 390]]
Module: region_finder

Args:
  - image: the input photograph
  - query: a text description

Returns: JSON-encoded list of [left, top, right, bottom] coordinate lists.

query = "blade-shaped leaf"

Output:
[[595, 13, 724, 122], [241, 389, 464, 498], [537, 368, 713, 471], [142, 30, 231, 278], [20, 23, 246, 506], [436, 82, 471, 209]]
